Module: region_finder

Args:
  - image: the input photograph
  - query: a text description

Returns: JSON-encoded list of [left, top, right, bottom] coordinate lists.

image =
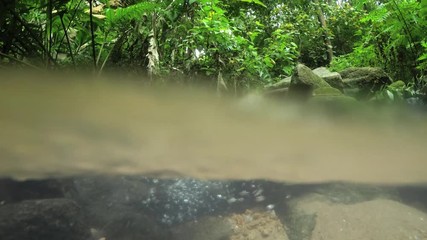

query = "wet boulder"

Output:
[[285, 194, 427, 240], [171, 215, 233, 240], [264, 77, 291, 99], [313, 87, 343, 97], [265, 77, 292, 90], [0, 178, 66, 204], [264, 87, 289, 99], [171, 209, 289, 240], [306, 87, 358, 114], [228, 209, 289, 240], [0, 198, 90, 240], [339, 67, 392, 99], [312, 67, 344, 92], [310, 87, 357, 105], [288, 64, 331, 100], [65, 176, 238, 239]]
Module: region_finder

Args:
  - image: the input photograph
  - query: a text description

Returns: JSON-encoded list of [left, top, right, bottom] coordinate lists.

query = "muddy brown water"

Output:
[[1, 73, 427, 240], [1, 73, 427, 184]]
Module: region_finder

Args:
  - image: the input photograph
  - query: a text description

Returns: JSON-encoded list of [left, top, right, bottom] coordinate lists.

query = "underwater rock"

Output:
[[311, 182, 398, 204], [171, 215, 233, 240], [65, 176, 174, 239], [285, 194, 427, 240], [0, 178, 65, 204], [0, 198, 89, 240], [229, 209, 289, 240], [171, 209, 289, 240], [1, 177, 427, 240], [68, 176, 234, 225]]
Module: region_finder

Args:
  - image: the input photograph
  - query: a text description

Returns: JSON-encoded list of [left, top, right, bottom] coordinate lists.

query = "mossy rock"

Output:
[[312, 67, 344, 91], [340, 67, 392, 99], [311, 87, 356, 105], [308, 94, 358, 114], [313, 87, 343, 97], [310, 95, 357, 104], [291, 64, 331, 89], [288, 64, 331, 100]]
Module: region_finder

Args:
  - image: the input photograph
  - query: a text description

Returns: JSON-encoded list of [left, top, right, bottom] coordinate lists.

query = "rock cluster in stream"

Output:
[[264, 63, 394, 102], [1, 177, 427, 240]]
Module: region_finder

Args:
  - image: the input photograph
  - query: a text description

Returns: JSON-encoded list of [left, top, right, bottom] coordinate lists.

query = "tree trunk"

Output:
[[314, 0, 333, 64], [147, 13, 160, 81]]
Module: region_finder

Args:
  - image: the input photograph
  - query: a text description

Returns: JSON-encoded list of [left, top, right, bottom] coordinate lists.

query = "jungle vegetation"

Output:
[[0, 0, 426, 92]]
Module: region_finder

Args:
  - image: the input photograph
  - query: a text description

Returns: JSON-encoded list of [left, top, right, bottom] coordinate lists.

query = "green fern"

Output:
[[105, 2, 162, 26], [361, 6, 390, 25], [417, 41, 427, 71], [422, 0, 427, 16]]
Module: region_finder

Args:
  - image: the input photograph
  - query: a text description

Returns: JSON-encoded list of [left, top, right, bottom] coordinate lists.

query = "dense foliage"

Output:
[[1, 0, 426, 91]]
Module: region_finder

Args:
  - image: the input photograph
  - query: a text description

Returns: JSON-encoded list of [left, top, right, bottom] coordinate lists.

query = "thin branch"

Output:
[[97, 47, 113, 77], [59, 12, 76, 67], [88, 0, 97, 69], [57, 0, 85, 56], [47, 0, 53, 66]]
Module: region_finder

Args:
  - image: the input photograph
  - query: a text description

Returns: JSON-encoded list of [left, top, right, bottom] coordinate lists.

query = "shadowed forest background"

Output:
[[1, 0, 426, 95]]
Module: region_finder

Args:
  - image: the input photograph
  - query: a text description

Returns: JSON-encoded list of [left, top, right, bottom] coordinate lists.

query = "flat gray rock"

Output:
[[0, 199, 89, 240], [290, 195, 427, 240], [312, 67, 344, 91]]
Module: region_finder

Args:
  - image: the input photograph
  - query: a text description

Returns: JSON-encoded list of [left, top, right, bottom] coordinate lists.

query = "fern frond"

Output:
[[422, 0, 427, 16], [361, 5, 390, 24], [105, 2, 163, 26]]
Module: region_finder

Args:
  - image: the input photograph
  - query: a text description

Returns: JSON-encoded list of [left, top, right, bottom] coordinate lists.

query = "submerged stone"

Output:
[[0, 199, 89, 240], [313, 87, 343, 96], [310, 87, 357, 108], [171, 209, 289, 240], [288, 195, 427, 240]]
